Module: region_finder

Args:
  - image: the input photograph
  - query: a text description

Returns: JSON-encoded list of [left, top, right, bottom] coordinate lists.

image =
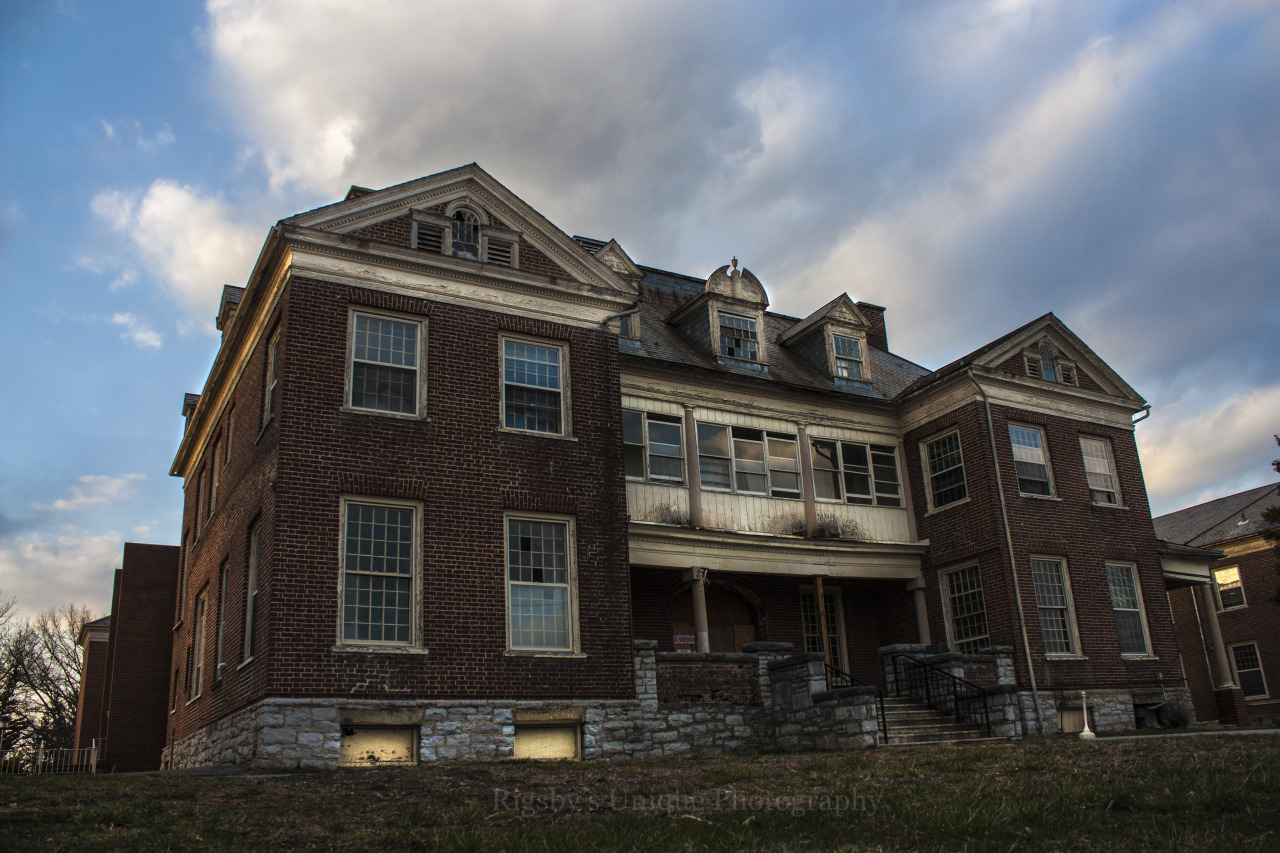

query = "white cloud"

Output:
[[1139, 383, 1280, 516], [89, 180, 260, 322], [0, 529, 121, 617], [109, 312, 163, 348], [38, 474, 148, 512], [100, 117, 176, 151]]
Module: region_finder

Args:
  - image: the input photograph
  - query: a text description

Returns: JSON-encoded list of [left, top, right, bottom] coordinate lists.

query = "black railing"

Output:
[[891, 655, 991, 737], [825, 664, 890, 745]]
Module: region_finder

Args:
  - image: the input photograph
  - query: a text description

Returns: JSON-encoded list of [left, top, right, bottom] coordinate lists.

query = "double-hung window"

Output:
[[263, 329, 280, 424], [215, 561, 228, 679], [190, 589, 207, 700], [340, 499, 418, 646], [1105, 562, 1149, 655], [209, 440, 221, 515], [810, 439, 901, 506], [1009, 425, 1053, 496], [800, 588, 846, 671], [718, 313, 758, 362], [1214, 566, 1246, 610], [1031, 557, 1077, 655], [1230, 643, 1268, 698], [942, 564, 989, 653], [1080, 437, 1120, 505], [832, 335, 864, 380], [506, 515, 575, 652], [243, 523, 260, 662], [923, 431, 967, 510], [623, 411, 685, 483], [697, 424, 801, 498], [502, 338, 566, 434], [349, 311, 424, 415]]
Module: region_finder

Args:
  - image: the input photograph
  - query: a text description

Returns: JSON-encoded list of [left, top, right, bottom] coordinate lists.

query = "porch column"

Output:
[[1199, 583, 1234, 688], [797, 425, 819, 537], [814, 574, 832, 668], [907, 577, 931, 647], [687, 567, 710, 654], [682, 405, 703, 528]]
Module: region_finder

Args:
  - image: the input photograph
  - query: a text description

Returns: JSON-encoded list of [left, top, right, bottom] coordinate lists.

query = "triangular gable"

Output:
[[971, 314, 1144, 403], [285, 164, 636, 295], [779, 293, 868, 346], [594, 239, 643, 280]]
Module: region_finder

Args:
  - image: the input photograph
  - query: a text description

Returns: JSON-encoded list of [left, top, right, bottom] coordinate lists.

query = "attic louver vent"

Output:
[[1058, 363, 1077, 386], [1024, 354, 1042, 380], [486, 241, 513, 267], [416, 225, 444, 254]]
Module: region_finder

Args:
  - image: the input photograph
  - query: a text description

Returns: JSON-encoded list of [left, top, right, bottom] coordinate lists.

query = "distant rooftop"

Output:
[[1153, 483, 1280, 547]]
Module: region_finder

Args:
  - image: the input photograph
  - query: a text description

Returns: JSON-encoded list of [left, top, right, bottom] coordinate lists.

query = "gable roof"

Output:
[[778, 293, 868, 346], [897, 312, 1146, 405], [1153, 483, 1280, 547], [284, 163, 636, 296]]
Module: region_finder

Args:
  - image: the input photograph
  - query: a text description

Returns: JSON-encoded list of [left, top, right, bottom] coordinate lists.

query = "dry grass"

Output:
[[2, 734, 1279, 851]]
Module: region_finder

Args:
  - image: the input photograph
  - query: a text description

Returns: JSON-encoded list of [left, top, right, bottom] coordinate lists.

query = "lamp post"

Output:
[[1078, 690, 1096, 740]]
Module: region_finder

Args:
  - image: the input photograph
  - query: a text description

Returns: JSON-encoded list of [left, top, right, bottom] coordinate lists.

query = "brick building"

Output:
[[1155, 484, 1280, 725], [84, 165, 1199, 769]]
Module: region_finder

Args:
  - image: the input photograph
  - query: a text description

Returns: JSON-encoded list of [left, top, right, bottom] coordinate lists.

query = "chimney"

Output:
[[216, 285, 245, 343], [856, 302, 888, 352]]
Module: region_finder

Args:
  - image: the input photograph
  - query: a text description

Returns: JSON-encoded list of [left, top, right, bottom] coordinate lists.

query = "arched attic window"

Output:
[[451, 209, 480, 260]]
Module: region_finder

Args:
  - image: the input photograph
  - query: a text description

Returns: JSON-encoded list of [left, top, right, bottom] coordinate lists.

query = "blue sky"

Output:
[[2, 0, 1278, 617]]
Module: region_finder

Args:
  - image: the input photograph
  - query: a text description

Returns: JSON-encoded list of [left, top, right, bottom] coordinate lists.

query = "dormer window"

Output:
[[718, 313, 758, 362], [1023, 341, 1078, 387], [832, 335, 864, 380], [451, 210, 480, 260]]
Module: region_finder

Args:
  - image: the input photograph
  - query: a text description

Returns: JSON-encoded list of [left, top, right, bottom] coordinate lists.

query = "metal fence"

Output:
[[0, 730, 99, 775]]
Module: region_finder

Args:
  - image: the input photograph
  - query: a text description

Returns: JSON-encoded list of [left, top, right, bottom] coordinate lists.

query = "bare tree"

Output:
[[10, 604, 92, 749], [0, 594, 27, 756]]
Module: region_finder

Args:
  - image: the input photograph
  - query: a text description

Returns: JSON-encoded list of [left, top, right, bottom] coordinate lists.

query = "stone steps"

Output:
[[879, 697, 994, 746]]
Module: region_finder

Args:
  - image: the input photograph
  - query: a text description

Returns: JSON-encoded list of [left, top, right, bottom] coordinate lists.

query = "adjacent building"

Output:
[[82, 165, 1199, 769]]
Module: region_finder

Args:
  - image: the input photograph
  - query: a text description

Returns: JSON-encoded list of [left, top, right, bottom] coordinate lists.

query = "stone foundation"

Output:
[[163, 641, 880, 770]]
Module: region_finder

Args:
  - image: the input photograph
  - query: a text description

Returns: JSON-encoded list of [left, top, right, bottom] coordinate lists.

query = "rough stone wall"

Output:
[[165, 641, 881, 769]]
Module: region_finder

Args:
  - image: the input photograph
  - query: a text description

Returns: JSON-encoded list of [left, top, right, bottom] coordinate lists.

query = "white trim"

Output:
[[799, 584, 849, 671], [622, 409, 686, 485], [344, 307, 429, 419], [1030, 555, 1081, 657], [335, 495, 424, 650], [1008, 422, 1055, 497], [1228, 641, 1270, 700], [920, 428, 968, 513], [504, 511, 579, 654], [1213, 565, 1247, 611], [500, 334, 571, 437], [1079, 435, 1122, 507], [1104, 560, 1152, 657], [939, 561, 990, 653]]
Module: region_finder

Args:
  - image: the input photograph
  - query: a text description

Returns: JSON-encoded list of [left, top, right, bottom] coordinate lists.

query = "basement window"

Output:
[[339, 727, 417, 766]]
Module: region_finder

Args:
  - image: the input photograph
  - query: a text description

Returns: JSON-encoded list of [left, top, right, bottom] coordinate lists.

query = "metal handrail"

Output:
[[826, 664, 890, 745], [891, 654, 991, 737]]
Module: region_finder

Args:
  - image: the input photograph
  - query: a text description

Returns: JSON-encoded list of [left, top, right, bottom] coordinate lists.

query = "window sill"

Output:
[[1018, 493, 1062, 502], [1217, 605, 1247, 613], [924, 497, 971, 517], [185, 694, 202, 707], [255, 417, 275, 446], [340, 406, 431, 423], [504, 650, 586, 659], [1091, 501, 1126, 510], [237, 656, 255, 672], [494, 427, 578, 442], [1244, 696, 1272, 703], [1120, 654, 1158, 661], [331, 644, 429, 656], [1045, 654, 1088, 661]]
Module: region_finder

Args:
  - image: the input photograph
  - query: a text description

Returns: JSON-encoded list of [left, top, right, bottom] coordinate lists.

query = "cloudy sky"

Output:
[[2, 0, 1277, 617]]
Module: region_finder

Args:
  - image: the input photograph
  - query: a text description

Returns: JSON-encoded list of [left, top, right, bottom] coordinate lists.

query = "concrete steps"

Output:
[[880, 696, 995, 746]]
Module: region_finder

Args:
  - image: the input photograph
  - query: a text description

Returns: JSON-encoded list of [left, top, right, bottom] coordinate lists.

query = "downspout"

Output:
[[1132, 404, 1152, 425], [970, 370, 1044, 733], [599, 299, 643, 329]]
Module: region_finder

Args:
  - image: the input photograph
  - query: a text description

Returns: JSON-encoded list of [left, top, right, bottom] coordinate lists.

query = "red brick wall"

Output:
[[169, 275, 633, 744], [657, 657, 760, 704], [103, 543, 179, 772], [904, 397, 1184, 694], [73, 635, 109, 752], [1167, 585, 1218, 721], [1204, 542, 1280, 717]]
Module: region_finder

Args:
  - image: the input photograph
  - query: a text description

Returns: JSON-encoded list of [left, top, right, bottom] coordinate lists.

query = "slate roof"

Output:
[[1153, 483, 1280, 547], [621, 267, 931, 402]]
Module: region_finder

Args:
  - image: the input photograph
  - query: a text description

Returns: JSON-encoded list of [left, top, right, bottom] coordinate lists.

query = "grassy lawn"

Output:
[[2, 734, 1278, 851]]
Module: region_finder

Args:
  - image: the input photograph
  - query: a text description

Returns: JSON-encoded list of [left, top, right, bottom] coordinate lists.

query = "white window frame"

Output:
[[1105, 561, 1151, 657], [209, 438, 221, 516], [263, 328, 280, 426], [921, 430, 968, 512], [940, 563, 990, 654], [697, 423, 803, 499], [622, 410, 686, 484], [190, 587, 207, 701], [500, 335, 570, 437], [337, 495, 423, 649], [242, 522, 261, 664], [1030, 556, 1081, 657], [215, 560, 228, 680], [504, 512, 579, 654], [195, 469, 206, 537], [829, 332, 867, 381], [717, 311, 760, 363], [1008, 423, 1055, 497], [176, 530, 190, 624], [809, 437, 902, 507], [1229, 642, 1269, 700], [344, 308, 428, 419], [1213, 566, 1247, 611], [1079, 436, 1121, 506], [799, 585, 849, 672], [225, 409, 234, 464]]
